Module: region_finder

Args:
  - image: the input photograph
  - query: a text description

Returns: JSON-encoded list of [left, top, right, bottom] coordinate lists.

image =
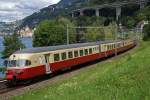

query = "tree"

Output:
[[2, 33, 25, 58], [83, 27, 105, 42], [122, 16, 136, 29], [33, 17, 76, 47], [135, 6, 150, 21], [143, 24, 150, 41], [104, 22, 117, 40]]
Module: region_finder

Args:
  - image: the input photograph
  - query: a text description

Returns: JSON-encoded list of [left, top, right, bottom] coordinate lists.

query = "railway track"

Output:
[[0, 80, 24, 94], [0, 75, 53, 95]]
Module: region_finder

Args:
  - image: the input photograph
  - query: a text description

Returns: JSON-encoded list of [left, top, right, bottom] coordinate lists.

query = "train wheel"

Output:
[[11, 76, 17, 86], [7, 77, 17, 87], [22, 79, 32, 85]]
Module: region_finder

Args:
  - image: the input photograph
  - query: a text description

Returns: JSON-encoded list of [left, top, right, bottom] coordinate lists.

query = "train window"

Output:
[[97, 47, 99, 51], [94, 47, 96, 51], [93, 48, 95, 51], [74, 51, 79, 57], [61, 52, 67, 60], [85, 49, 88, 55], [111, 44, 113, 49], [117, 44, 119, 48], [89, 48, 92, 54], [54, 54, 60, 61], [7, 60, 31, 67], [105, 45, 107, 50], [80, 50, 84, 56], [107, 45, 109, 50], [26, 60, 31, 66], [68, 51, 73, 59], [109, 45, 111, 50]]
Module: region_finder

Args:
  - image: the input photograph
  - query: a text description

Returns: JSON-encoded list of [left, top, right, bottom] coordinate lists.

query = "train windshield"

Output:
[[7, 60, 31, 67]]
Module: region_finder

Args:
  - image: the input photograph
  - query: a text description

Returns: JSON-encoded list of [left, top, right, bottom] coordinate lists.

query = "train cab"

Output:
[[5, 54, 33, 84]]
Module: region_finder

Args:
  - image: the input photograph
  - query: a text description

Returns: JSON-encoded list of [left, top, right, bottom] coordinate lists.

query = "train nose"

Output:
[[6, 74, 14, 80]]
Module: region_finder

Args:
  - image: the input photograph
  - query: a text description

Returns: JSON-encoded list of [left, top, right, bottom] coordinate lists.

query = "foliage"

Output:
[[143, 24, 150, 41], [135, 6, 150, 41], [0, 67, 6, 73], [13, 41, 150, 100], [82, 22, 117, 42], [33, 17, 76, 47], [91, 0, 127, 4], [73, 16, 104, 26], [83, 27, 105, 42], [2, 33, 25, 58], [135, 6, 150, 21], [122, 16, 136, 29], [104, 22, 117, 40]]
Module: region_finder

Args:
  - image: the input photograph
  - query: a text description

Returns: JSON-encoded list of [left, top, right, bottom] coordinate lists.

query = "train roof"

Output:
[[14, 40, 121, 54]]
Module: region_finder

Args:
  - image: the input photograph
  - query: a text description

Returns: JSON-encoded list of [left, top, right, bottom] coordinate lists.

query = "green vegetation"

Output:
[[136, 6, 150, 41], [13, 41, 150, 100], [91, 0, 129, 5], [33, 17, 76, 47], [19, 0, 134, 29], [2, 33, 25, 58], [73, 16, 104, 26], [143, 24, 150, 41], [33, 16, 117, 46], [82, 22, 117, 42], [122, 16, 136, 29], [135, 6, 150, 22], [83, 27, 105, 42], [0, 67, 6, 73]]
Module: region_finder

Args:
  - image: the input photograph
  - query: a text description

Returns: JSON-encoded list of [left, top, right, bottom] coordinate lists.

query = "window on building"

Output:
[[54, 54, 60, 61], [68, 51, 73, 59], [74, 50, 79, 57], [61, 52, 67, 60]]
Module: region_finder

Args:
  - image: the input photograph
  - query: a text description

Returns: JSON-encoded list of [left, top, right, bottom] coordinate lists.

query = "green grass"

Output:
[[13, 41, 150, 100]]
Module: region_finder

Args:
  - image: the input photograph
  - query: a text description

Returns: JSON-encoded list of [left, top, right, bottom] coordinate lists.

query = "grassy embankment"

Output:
[[13, 41, 150, 100]]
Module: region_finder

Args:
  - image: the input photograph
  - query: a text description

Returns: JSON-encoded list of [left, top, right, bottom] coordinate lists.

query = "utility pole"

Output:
[[67, 24, 69, 45]]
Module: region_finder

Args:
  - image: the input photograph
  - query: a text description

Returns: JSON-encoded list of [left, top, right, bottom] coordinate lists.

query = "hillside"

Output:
[[19, 0, 134, 29], [13, 41, 150, 100], [19, 0, 88, 29]]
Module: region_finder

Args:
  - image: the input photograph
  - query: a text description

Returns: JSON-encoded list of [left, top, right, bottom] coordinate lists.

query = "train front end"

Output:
[[5, 54, 31, 85]]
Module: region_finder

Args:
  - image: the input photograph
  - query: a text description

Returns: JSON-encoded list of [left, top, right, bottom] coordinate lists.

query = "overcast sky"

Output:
[[0, 0, 60, 22]]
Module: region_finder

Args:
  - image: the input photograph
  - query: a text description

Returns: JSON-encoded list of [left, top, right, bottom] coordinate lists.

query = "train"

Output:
[[5, 39, 136, 85]]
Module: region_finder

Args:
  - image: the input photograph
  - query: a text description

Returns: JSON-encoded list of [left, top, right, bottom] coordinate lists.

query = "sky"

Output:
[[0, 0, 60, 22]]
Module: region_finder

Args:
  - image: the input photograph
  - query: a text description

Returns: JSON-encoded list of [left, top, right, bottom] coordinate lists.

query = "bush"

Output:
[[143, 24, 150, 41]]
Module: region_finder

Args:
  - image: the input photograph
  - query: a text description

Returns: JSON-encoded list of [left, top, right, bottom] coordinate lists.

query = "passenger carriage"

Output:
[[5, 39, 136, 85]]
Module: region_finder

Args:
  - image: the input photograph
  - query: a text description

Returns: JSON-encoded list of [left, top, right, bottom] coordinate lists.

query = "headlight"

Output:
[[16, 69, 24, 75]]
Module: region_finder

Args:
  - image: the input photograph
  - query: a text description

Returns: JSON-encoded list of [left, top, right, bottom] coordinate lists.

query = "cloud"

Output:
[[0, 0, 60, 22]]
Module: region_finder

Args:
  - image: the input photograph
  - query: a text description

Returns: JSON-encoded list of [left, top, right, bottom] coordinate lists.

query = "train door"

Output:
[[44, 54, 51, 74]]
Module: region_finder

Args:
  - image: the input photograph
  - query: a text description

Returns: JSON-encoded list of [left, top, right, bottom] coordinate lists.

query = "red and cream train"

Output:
[[5, 39, 136, 85]]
